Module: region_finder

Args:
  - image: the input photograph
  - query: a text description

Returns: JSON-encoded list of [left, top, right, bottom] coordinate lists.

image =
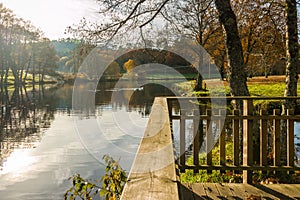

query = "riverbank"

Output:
[[173, 75, 300, 97]]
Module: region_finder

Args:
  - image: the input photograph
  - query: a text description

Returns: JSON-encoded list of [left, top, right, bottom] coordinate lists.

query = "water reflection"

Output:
[[0, 85, 55, 172], [0, 80, 178, 199], [72, 80, 178, 164]]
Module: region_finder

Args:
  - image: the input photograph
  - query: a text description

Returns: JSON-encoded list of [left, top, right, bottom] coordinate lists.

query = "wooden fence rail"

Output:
[[167, 97, 300, 184]]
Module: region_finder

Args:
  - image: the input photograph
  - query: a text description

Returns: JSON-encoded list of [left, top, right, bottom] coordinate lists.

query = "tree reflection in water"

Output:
[[0, 81, 178, 172], [0, 84, 55, 171]]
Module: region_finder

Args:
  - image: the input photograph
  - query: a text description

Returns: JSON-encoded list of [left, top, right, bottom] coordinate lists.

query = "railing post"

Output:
[[179, 108, 186, 173], [219, 109, 226, 174], [260, 110, 268, 174], [206, 109, 212, 174], [243, 99, 253, 184], [193, 109, 200, 174], [233, 109, 240, 174], [287, 109, 294, 168], [273, 109, 281, 168], [167, 99, 173, 120]]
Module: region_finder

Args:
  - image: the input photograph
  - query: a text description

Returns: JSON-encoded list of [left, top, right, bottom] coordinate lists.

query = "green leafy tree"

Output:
[[0, 3, 56, 86]]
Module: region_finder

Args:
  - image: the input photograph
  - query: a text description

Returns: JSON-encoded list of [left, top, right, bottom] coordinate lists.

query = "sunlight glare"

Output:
[[1, 149, 36, 176]]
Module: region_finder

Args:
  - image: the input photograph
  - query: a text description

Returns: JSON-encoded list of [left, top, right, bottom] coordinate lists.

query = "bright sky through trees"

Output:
[[0, 0, 99, 39]]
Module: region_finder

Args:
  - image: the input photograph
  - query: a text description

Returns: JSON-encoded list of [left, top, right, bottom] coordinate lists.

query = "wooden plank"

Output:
[[206, 109, 213, 174], [171, 114, 300, 121], [273, 109, 281, 167], [121, 97, 179, 200], [219, 110, 226, 174], [287, 109, 295, 167], [251, 184, 300, 199], [260, 110, 268, 167], [214, 183, 235, 199], [181, 183, 300, 199], [190, 183, 209, 199], [193, 109, 200, 174], [179, 164, 300, 171], [180, 110, 186, 171], [240, 184, 278, 199], [201, 183, 221, 199], [227, 183, 248, 199], [167, 96, 300, 100], [243, 100, 253, 184], [233, 110, 240, 169], [265, 184, 300, 198]]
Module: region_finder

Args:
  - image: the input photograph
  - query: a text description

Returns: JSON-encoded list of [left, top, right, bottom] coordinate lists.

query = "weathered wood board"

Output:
[[121, 97, 179, 200]]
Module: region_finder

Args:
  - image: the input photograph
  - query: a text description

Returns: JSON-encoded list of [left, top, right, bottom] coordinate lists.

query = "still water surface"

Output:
[[0, 81, 177, 199]]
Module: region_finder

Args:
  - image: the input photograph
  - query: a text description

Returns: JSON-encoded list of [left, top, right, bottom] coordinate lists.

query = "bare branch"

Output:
[[139, 0, 170, 28]]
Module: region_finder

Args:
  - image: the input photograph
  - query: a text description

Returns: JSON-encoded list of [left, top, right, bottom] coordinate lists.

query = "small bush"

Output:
[[64, 155, 127, 200]]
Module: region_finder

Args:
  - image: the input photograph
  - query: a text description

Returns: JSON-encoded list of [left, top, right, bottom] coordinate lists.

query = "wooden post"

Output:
[[219, 109, 226, 174], [243, 99, 253, 184], [193, 109, 200, 174], [180, 109, 186, 172], [167, 99, 173, 120], [273, 109, 281, 167], [206, 109, 212, 174], [233, 109, 240, 174], [260, 110, 268, 167], [287, 109, 294, 167]]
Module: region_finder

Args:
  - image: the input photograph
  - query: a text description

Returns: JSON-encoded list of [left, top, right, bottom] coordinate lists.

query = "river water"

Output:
[[0, 81, 178, 200]]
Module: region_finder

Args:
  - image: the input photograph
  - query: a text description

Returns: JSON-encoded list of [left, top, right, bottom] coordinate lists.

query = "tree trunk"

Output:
[[280, 0, 299, 164], [214, 0, 250, 97], [215, 0, 260, 167], [195, 49, 204, 91], [284, 0, 299, 110], [194, 74, 204, 91]]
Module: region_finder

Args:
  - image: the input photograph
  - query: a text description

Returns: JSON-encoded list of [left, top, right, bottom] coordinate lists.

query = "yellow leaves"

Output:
[[123, 59, 136, 73]]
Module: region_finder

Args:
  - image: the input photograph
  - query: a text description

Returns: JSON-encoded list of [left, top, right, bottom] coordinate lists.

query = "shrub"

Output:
[[64, 155, 127, 200]]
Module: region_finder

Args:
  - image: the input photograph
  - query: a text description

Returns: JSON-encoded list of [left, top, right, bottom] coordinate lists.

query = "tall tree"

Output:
[[0, 3, 56, 86], [284, 0, 299, 110], [171, 0, 221, 90], [234, 0, 285, 77], [214, 0, 250, 97]]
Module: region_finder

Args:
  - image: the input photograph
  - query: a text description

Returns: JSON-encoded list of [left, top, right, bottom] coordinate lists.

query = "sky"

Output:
[[0, 0, 100, 39]]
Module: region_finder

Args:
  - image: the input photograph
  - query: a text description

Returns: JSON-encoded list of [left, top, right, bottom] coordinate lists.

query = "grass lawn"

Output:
[[175, 75, 300, 97]]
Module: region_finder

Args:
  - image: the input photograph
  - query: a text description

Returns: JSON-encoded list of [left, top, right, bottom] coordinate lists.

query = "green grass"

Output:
[[180, 142, 243, 183], [176, 80, 300, 97], [248, 82, 300, 96], [2, 70, 57, 85]]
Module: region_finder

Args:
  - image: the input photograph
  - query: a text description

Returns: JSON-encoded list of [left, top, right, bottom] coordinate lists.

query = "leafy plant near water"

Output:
[[64, 155, 127, 200]]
